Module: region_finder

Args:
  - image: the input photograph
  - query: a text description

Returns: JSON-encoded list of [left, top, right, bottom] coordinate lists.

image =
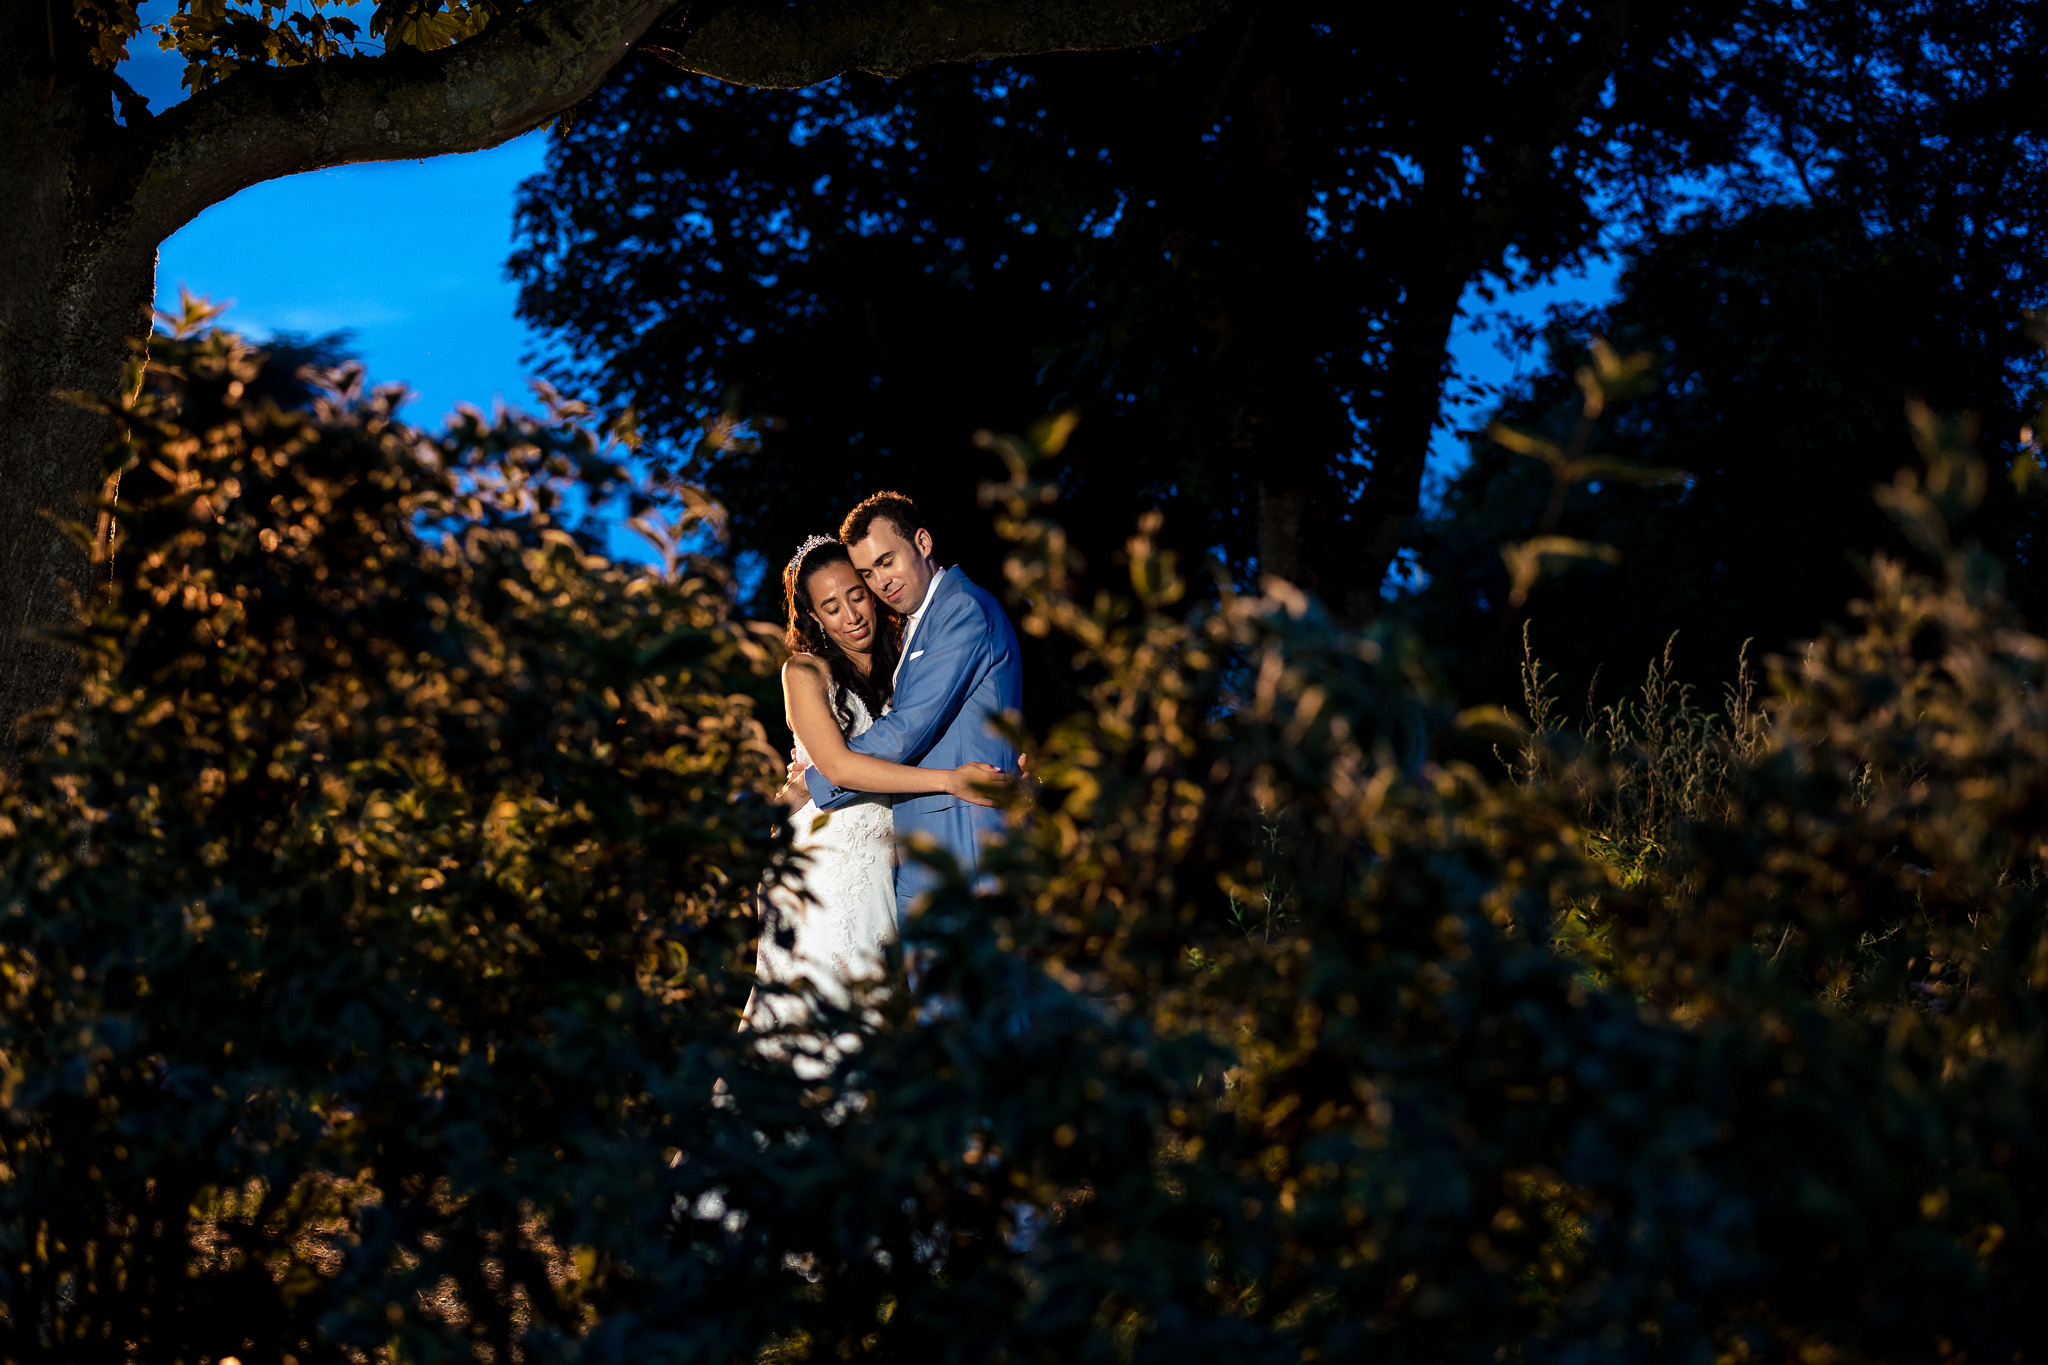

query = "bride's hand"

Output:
[[776, 754, 813, 809], [948, 761, 1011, 808]]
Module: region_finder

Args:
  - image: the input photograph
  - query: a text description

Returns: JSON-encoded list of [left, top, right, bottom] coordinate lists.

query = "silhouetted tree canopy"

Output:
[[1408, 202, 2048, 703], [514, 0, 2048, 681], [511, 2, 1758, 620], [1406, 0, 2048, 703]]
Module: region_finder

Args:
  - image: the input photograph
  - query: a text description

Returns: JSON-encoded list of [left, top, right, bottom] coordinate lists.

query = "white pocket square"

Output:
[[909, 650, 926, 660]]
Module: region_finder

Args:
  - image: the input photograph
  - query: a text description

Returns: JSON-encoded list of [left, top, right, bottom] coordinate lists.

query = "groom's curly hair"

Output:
[[839, 491, 927, 548]]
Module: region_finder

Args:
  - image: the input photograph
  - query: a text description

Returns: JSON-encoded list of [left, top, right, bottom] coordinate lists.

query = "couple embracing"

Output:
[[745, 491, 1022, 1043]]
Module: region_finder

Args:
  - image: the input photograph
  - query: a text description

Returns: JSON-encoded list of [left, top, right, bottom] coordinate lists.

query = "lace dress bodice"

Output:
[[788, 686, 892, 850], [745, 680, 897, 1067]]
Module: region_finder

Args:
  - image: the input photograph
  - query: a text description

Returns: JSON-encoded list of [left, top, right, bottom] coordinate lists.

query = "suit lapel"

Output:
[[892, 567, 960, 688]]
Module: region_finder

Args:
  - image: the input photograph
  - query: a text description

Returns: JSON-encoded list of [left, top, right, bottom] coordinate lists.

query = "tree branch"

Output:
[[123, 0, 1227, 245], [128, 0, 677, 242], [644, 0, 1232, 89]]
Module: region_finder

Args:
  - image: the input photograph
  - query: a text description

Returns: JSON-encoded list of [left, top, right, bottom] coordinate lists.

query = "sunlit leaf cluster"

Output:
[[0, 327, 808, 1359], [70, 0, 498, 91]]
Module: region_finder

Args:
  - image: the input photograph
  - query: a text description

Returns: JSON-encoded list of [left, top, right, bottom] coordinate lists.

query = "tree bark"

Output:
[[0, 9, 151, 763], [1349, 269, 1467, 618], [0, 0, 1229, 761], [646, 0, 1231, 87]]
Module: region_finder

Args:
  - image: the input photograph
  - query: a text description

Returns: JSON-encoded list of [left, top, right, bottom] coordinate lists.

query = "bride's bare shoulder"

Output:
[[782, 653, 830, 688]]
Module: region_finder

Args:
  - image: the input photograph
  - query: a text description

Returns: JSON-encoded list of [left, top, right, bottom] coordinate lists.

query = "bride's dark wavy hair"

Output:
[[784, 540, 898, 731]]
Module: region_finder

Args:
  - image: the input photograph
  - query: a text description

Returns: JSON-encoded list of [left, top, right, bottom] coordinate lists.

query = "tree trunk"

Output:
[[0, 260, 144, 761], [1255, 479, 1307, 588], [0, 43, 156, 762], [1349, 269, 1466, 620]]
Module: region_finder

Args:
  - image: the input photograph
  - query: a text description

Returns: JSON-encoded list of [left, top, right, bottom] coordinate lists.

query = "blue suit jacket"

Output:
[[805, 568, 1022, 890]]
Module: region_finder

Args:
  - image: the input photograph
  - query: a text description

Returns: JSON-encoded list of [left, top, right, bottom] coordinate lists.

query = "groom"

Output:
[[800, 491, 1023, 922]]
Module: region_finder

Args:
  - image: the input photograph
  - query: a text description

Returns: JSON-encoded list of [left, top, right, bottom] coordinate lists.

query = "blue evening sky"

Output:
[[120, 28, 1614, 540], [122, 19, 551, 428]]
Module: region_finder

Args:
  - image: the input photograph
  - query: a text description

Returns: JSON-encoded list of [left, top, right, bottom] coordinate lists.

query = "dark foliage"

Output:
[[5, 330, 2048, 1360], [510, 2, 1754, 622], [1410, 204, 2047, 701], [0, 328, 803, 1360], [1411, 0, 2048, 705], [240, 330, 361, 411]]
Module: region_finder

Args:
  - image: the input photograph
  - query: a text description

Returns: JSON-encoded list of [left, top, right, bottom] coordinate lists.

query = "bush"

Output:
[[2, 329, 2046, 1361], [0, 330, 797, 1360], [973, 409, 2048, 1361]]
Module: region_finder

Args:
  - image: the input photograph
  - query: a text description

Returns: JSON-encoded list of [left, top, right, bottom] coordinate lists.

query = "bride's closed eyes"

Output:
[[815, 585, 869, 620], [803, 561, 880, 652]]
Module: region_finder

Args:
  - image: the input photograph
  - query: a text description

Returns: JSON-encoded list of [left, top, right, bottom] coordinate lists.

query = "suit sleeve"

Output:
[[805, 594, 990, 810]]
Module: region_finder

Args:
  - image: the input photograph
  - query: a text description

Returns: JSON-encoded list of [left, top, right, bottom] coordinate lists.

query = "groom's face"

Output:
[[850, 520, 937, 616]]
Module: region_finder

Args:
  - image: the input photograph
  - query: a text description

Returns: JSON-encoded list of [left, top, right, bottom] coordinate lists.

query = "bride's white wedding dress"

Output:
[[744, 684, 896, 1067]]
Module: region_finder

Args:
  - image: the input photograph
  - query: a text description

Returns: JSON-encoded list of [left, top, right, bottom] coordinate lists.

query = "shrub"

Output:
[[0, 330, 801, 1360], [974, 407, 2048, 1361], [1, 329, 2045, 1362]]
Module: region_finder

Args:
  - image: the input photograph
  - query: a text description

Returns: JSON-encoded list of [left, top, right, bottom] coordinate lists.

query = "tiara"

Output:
[[785, 534, 838, 576]]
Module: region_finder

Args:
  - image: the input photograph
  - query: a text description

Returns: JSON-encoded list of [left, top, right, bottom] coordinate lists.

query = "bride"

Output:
[[744, 535, 1000, 1058]]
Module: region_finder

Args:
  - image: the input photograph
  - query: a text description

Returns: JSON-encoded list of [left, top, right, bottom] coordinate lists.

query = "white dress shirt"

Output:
[[892, 564, 948, 687]]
